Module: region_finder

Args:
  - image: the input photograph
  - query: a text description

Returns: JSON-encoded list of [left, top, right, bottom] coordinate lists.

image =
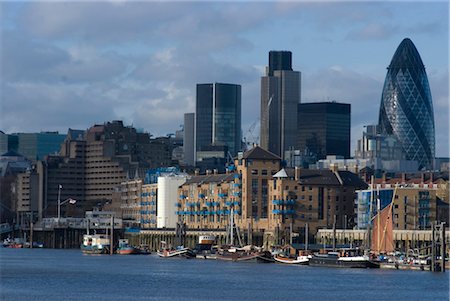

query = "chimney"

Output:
[[213, 169, 218, 175], [421, 172, 425, 184], [429, 172, 434, 183], [355, 164, 359, 174], [382, 172, 386, 184], [401, 173, 406, 184], [194, 169, 199, 176], [206, 169, 212, 175], [295, 166, 301, 181]]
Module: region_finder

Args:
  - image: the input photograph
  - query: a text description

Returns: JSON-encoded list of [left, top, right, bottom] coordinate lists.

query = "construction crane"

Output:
[[243, 94, 274, 150]]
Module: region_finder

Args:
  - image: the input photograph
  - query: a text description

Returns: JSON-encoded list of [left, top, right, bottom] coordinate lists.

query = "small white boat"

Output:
[[274, 254, 310, 265]]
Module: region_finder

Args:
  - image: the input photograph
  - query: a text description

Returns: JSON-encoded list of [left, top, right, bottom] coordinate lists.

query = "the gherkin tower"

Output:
[[378, 38, 435, 170]]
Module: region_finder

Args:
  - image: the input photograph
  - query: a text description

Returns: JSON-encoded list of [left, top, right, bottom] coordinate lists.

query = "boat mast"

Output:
[[230, 208, 234, 246], [377, 185, 381, 253], [367, 175, 374, 251]]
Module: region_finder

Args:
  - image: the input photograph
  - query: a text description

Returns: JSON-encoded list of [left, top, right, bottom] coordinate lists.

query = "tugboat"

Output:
[[194, 235, 218, 259]]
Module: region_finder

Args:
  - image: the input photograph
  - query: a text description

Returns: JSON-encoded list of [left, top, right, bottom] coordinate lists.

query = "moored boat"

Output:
[[274, 254, 310, 265], [81, 234, 111, 254], [2, 238, 24, 248], [216, 245, 274, 263], [116, 239, 139, 255], [309, 250, 379, 268], [194, 235, 217, 259], [157, 241, 195, 258]]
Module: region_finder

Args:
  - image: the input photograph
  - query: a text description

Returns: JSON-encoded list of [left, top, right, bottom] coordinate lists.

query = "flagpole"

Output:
[[57, 185, 62, 222]]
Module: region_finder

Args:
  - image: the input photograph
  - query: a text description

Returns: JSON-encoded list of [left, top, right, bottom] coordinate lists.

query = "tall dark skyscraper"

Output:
[[378, 38, 435, 170], [195, 83, 242, 158], [260, 51, 301, 158], [297, 102, 351, 159], [268, 51, 293, 76]]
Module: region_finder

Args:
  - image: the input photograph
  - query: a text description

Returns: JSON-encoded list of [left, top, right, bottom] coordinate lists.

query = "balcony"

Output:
[[272, 199, 296, 205]]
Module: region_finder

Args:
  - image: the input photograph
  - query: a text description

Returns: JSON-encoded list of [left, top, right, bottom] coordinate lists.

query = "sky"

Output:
[[1, 1, 448, 156]]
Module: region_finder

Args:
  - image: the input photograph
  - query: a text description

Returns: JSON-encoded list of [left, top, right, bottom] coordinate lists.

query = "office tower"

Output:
[[17, 132, 66, 161], [378, 38, 435, 170], [0, 132, 19, 155], [195, 83, 242, 158], [183, 113, 195, 166], [260, 51, 301, 158], [297, 102, 351, 159]]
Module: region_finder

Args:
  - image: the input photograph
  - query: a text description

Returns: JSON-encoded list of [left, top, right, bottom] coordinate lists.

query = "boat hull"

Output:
[[116, 247, 138, 255], [81, 245, 110, 254], [157, 248, 195, 258], [309, 256, 379, 268], [216, 253, 260, 262], [274, 255, 309, 265], [216, 251, 274, 263]]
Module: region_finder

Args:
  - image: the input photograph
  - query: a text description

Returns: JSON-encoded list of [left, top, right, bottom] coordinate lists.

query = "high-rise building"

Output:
[[260, 51, 301, 158], [183, 113, 195, 166], [0, 132, 18, 155], [195, 83, 242, 158], [297, 102, 351, 159], [378, 38, 435, 170], [16, 132, 66, 161]]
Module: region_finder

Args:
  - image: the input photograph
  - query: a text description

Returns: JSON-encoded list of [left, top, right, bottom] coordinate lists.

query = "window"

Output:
[[261, 179, 268, 218], [309, 196, 312, 201], [262, 170, 268, 176], [251, 169, 258, 175]]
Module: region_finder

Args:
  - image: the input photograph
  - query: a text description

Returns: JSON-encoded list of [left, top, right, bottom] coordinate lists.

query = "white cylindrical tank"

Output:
[[157, 175, 186, 228]]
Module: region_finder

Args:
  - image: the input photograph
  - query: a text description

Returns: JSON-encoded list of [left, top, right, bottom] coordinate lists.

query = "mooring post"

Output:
[[110, 216, 114, 255]]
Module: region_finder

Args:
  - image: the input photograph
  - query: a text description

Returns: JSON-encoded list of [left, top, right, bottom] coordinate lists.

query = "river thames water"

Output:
[[0, 248, 448, 301]]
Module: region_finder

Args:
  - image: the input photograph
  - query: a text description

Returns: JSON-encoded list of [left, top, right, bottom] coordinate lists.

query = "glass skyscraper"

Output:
[[195, 83, 242, 157], [378, 38, 435, 170], [297, 102, 351, 159]]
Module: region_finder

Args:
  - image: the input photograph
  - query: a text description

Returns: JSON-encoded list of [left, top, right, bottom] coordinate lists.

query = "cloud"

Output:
[[1, 1, 447, 158]]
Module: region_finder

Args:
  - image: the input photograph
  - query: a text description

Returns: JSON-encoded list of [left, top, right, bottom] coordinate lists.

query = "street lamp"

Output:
[[58, 197, 77, 221]]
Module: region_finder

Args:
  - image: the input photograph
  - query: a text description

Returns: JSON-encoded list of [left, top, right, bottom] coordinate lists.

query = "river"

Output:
[[0, 248, 448, 301]]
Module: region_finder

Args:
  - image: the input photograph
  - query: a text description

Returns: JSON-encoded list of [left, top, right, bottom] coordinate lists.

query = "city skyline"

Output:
[[1, 1, 448, 156]]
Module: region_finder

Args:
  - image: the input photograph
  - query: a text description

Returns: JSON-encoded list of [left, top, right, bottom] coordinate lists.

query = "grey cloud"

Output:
[[2, 32, 128, 84], [2, 32, 69, 82], [1, 82, 116, 132]]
